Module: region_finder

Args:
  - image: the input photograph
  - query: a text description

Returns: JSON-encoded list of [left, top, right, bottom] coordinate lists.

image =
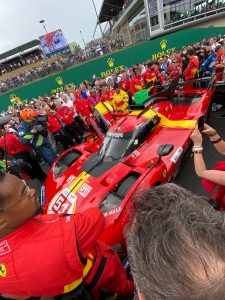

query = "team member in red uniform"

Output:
[[0, 172, 134, 299], [119, 71, 131, 94], [130, 67, 145, 96], [119, 71, 132, 104], [54, 100, 82, 144], [100, 84, 115, 105], [42, 103, 75, 150], [166, 59, 182, 79], [0, 128, 46, 182], [183, 48, 199, 90], [73, 92, 92, 119], [142, 62, 164, 94], [214, 44, 225, 81]]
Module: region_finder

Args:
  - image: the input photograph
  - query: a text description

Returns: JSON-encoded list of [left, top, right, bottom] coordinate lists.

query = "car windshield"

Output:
[[98, 131, 136, 160]]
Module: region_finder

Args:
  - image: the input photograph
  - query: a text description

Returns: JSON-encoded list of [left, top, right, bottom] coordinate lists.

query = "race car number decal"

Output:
[[48, 188, 77, 214], [77, 183, 92, 198], [170, 147, 183, 164]]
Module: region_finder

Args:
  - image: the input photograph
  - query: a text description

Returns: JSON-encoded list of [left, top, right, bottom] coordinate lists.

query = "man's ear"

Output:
[[137, 287, 145, 300]]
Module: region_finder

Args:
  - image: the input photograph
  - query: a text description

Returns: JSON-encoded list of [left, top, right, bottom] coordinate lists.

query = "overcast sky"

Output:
[[0, 0, 104, 53]]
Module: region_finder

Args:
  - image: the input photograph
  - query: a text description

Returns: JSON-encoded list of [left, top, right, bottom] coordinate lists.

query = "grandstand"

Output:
[[98, 0, 225, 45], [0, 39, 44, 76]]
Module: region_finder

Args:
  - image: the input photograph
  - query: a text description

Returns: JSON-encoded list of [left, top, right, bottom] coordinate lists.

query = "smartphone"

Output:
[[198, 116, 205, 131]]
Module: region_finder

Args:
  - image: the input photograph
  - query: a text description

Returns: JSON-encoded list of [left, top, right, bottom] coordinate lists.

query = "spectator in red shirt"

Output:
[[166, 59, 182, 79], [183, 48, 199, 90], [54, 99, 82, 144], [73, 93, 92, 119], [119, 71, 131, 95], [42, 103, 75, 150], [100, 84, 115, 104], [130, 67, 145, 96]]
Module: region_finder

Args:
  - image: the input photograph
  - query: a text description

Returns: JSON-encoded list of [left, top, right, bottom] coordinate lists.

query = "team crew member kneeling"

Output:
[[0, 172, 134, 299]]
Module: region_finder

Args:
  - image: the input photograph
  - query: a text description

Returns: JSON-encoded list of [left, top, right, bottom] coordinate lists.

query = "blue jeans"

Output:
[[37, 144, 57, 166]]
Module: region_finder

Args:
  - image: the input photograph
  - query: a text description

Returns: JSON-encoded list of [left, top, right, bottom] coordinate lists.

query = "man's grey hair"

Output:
[[126, 183, 225, 300]]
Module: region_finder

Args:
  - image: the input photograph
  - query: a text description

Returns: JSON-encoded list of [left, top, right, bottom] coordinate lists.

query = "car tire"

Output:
[[116, 175, 139, 198]]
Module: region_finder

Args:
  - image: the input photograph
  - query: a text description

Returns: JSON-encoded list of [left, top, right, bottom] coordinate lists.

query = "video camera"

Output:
[[29, 115, 48, 133]]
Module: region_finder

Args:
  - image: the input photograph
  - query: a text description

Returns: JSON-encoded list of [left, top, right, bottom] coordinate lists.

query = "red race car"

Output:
[[42, 75, 216, 254]]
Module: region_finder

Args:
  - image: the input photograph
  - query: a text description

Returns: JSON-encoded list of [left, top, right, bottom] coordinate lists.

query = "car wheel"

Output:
[[116, 175, 139, 198]]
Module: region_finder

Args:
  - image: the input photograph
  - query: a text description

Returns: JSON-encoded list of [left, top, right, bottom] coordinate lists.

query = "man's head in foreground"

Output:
[[0, 172, 40, 238], [126, 183, 225, 300]]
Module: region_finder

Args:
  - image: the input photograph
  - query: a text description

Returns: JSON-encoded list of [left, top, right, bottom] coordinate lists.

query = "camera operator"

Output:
[[18, 109, 57, 166], [0, 126, 46, 183]]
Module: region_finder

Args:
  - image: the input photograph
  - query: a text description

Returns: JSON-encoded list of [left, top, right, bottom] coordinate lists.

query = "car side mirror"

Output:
[[157, 144, 174, 157]]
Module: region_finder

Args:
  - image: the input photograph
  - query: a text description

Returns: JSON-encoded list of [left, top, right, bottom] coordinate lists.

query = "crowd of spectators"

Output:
[[0, 36, 125, 94], [0, 52, 44, 76], [164, 0, 225, 26], [0, 34, 224, 300]]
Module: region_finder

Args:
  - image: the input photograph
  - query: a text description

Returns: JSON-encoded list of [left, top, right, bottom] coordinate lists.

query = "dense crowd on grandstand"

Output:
[[0, 36, 124, 93]]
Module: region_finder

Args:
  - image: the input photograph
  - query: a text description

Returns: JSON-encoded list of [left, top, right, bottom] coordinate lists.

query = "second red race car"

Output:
[[42, 75, 216, 254]]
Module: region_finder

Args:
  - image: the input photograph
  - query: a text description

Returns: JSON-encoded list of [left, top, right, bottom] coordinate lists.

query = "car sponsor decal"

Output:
[[170, 147, 183, 164], [47, 171, 90, 215], [131, 150, 140, 159], [0, 241, 11, 256], [163, 169, 167, 178], [107, 132, 123, 138], [77, 183, 92, 198], [66, 174, 76, 184], [104, 207, 121, 217]]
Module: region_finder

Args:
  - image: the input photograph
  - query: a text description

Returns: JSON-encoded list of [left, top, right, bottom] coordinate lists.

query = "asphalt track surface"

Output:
[[30, 108, 225, 198]]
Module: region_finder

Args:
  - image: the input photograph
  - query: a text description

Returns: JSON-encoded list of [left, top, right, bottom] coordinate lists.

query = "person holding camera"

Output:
[[18, 109, 57, 166], [0, 126, 46, 183]]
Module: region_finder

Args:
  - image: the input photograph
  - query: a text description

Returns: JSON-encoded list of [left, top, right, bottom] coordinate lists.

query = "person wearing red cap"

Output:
[[73, 93, 92, 119]]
